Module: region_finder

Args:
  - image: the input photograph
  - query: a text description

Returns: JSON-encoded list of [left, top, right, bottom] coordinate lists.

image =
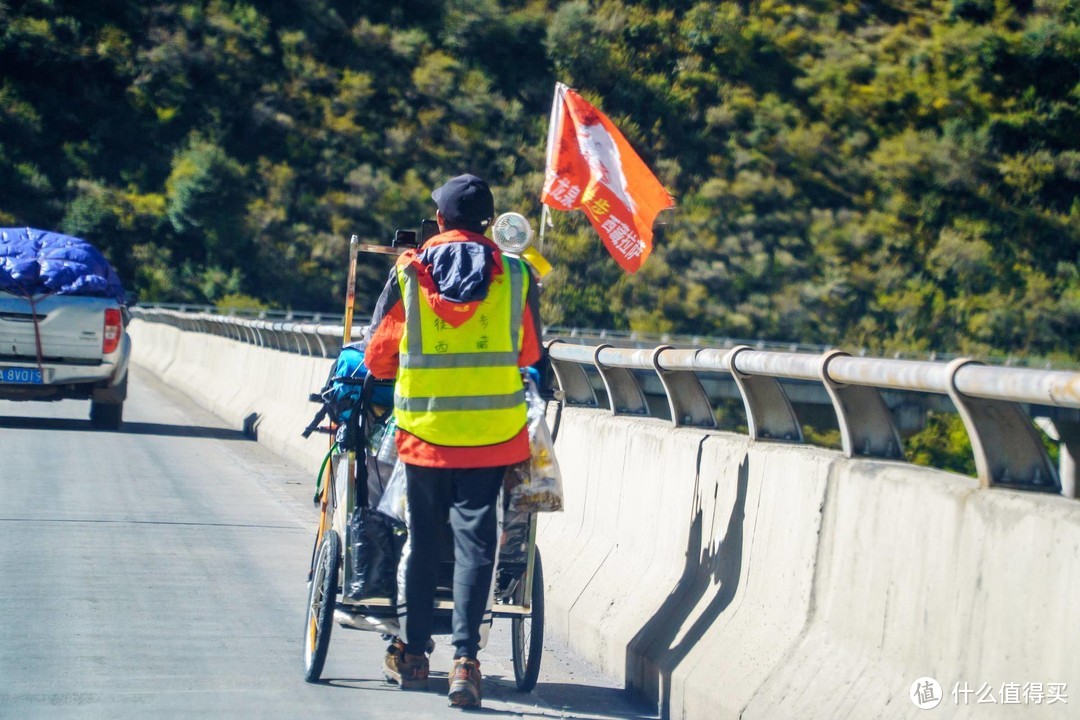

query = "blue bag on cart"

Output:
[[303, 343, 394, 450]]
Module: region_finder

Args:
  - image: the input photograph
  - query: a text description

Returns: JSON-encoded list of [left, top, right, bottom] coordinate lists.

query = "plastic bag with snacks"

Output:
[[505, 376, 564, 513]]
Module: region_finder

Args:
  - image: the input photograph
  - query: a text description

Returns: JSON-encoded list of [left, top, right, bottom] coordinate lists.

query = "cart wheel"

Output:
[[512, 549, 544, 692], [303, 530, 340, 682]]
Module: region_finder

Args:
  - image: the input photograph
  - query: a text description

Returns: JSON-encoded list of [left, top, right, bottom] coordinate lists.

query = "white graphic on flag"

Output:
[[575, 121, 637, 215]]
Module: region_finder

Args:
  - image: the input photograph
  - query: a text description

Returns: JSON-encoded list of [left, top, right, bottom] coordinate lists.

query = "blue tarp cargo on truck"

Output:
[[0, 227, 125, 304]]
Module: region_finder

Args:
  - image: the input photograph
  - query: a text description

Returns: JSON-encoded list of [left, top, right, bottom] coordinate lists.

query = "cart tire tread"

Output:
[[303, 530, 340, 682], [512, 549, 544, 692]]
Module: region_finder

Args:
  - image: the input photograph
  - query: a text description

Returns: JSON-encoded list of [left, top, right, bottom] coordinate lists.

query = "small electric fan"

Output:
[[491, 212, 534, 255]]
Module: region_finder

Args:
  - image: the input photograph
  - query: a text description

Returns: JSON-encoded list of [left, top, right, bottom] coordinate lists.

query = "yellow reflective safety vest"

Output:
[[393, 254, 528, 447]]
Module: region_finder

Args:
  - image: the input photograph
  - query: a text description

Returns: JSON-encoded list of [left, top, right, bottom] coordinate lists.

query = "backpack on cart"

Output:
[[303, 342, 394, 451]]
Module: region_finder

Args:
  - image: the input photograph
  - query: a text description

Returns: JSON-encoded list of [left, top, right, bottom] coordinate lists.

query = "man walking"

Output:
[[363, 174, 542, 708]]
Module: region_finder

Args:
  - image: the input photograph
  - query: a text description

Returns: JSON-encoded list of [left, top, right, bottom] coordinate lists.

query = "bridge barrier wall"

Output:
[[130, 319, 1080, 719], [130, 319, 332, 472], [743, 461, 1080, 719]]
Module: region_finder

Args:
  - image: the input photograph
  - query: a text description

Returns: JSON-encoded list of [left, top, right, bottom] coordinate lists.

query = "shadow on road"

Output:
[[522, 681, 658, 719], [318, 673, 657, 719], [0, 415, 251, 440]]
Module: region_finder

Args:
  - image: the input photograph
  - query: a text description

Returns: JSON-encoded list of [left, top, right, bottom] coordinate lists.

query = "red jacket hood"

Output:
[[398, 230, 506, 327]]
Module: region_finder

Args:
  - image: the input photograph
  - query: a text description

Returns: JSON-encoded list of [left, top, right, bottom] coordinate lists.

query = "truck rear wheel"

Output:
[[90, 401, 123, 430]]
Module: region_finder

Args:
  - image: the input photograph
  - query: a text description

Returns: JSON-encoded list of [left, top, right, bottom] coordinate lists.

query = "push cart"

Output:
[[302, 439, 545, 691], [300, 238, 545, 691]]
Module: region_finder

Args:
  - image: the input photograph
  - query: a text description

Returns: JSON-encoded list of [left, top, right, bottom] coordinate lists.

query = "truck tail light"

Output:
[[103, 308, 122, 354]]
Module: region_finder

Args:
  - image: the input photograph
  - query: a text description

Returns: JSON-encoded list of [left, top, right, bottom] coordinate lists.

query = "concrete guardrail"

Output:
[[129, 309, 1080, 719]]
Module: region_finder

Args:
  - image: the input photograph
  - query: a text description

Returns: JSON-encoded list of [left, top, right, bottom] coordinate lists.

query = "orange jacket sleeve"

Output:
[[363, 301, 404, 380], [362, 268, 404, 380]]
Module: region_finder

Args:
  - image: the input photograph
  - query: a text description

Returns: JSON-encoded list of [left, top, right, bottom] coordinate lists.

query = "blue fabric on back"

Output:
[[0, 227, 125, 303], [417, 241, 495, 303]]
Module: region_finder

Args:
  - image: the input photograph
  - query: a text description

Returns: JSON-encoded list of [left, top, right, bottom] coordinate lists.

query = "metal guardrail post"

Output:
[[724, 346, 803, 442], [292, 325, 306, 355], [652, 346, 717, 429], [286, 324, 303, 354], [1053, 421, 1080, 498], [298, 326, 313, 356], [593, 344, 649, 416], [546, 340, 599, 407], [820, 350, 904, 460], [946, 358, 1060, 492]]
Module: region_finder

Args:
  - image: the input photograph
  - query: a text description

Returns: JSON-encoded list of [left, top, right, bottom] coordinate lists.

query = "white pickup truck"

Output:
[[0, 292, 131, 429]]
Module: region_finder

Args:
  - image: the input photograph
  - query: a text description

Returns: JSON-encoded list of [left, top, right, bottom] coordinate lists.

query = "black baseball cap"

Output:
[[431, 174, 495, 227]]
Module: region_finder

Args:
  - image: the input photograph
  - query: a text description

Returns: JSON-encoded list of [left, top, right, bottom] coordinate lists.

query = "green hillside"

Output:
[[1, 1, 1077, 361]]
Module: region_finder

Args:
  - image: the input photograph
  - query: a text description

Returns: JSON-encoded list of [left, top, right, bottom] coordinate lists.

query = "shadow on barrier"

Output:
[[0, 415, 252, 441], [627, 450, 750, 719]]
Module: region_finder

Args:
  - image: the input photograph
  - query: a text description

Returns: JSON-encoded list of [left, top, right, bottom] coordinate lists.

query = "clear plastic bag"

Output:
[[376, 458, 407, 523], [505, 376, 564, 512]]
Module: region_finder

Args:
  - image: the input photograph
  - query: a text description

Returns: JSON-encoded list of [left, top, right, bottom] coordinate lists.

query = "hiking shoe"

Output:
[[383, 640, 429, 690], [448, 657, 482, 708]]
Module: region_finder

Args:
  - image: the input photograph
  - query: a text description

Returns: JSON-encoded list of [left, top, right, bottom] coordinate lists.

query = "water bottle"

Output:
[[368, 422, 386, 456], [377, 415, 398, 465]]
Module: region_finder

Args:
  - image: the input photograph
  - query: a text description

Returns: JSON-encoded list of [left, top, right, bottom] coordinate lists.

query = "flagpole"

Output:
[[538, 205, 551, 253], [539, 82, 568, 253]]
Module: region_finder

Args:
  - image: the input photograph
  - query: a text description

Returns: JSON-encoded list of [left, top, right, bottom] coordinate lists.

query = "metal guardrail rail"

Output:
[[132, 307, 1080, 495], [545, 341, 1080, 494], [132, 307, 355, 358]]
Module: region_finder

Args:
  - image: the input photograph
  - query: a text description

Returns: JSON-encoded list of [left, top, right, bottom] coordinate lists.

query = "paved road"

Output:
[[0, 366, 656, 720]]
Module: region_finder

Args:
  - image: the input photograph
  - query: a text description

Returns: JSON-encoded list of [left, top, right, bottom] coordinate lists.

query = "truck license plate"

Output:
[[0, 367, 43, 384]]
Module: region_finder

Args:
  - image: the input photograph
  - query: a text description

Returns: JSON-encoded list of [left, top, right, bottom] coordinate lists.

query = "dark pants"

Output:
[[402, 464, 505, 660]]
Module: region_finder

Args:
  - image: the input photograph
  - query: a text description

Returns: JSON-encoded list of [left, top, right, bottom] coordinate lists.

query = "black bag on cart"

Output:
[[345, 505, 405, 600], [344, 370, 406, 601]]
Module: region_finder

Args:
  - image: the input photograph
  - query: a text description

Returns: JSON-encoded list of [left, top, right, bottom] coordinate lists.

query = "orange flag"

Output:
[[541, 83, 675, 273]]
